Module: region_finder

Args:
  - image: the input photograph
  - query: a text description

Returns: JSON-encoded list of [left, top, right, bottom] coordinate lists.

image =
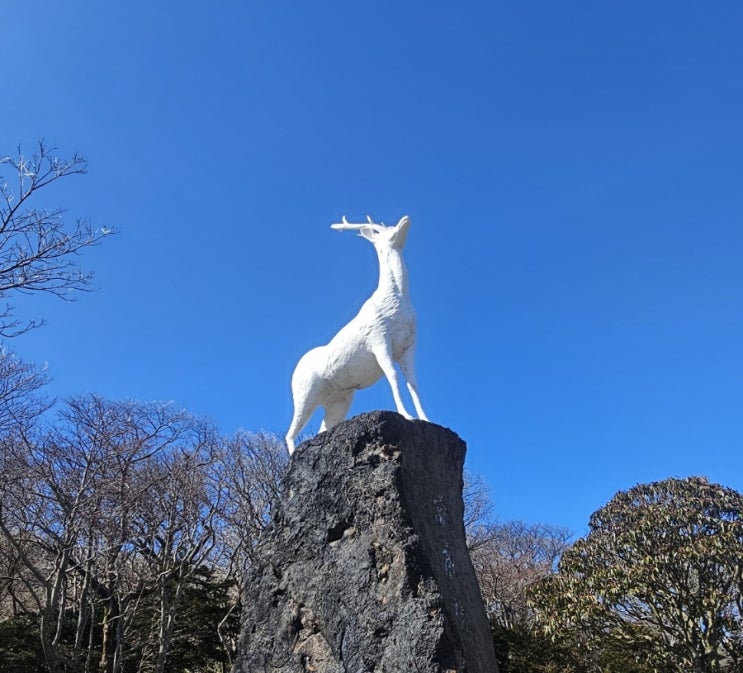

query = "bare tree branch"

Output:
[[0, 141, 112, 337]]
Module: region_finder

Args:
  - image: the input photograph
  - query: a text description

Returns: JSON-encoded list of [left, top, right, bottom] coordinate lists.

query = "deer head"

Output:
[[331, 215, 411, 250]]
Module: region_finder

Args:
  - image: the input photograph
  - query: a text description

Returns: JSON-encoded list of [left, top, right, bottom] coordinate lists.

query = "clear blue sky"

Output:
[[3, 2, 742, 536]]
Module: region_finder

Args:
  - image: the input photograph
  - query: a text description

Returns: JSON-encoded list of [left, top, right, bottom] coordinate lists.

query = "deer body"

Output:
[[286, 215, 428, 454]]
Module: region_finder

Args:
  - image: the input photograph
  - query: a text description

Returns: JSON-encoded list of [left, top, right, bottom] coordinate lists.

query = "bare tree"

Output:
[[0, 348, 50, 436], [463, 470, 495, 545], [470, 520, 572, 630], [130, 427, 223, 673], [210, 431, 287, 665], [0, 431, 87, 673], [0, 141, 110, 336], [0, 395, 221, 673], [214, 431, 287, 571]]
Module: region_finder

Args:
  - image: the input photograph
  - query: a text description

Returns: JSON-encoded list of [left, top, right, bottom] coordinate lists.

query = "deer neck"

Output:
[[375, 248, 409, 301]]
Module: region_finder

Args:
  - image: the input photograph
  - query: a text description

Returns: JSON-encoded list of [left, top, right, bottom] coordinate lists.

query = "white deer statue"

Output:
[[285, 215, 428, 454]]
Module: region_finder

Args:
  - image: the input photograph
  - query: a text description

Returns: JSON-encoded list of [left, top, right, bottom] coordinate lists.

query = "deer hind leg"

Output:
[[373, 344, 414, 420], [319, 392, 354, 433], [286, 348, 328, 454], [286, 405, 317, 456], [398, 346, 428, 421], [286, 397, 319, 455]]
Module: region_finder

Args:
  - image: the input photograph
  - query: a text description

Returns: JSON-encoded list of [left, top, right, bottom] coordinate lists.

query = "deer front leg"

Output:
[[372, 343, 414, 420], [398, 346, 428, 421]]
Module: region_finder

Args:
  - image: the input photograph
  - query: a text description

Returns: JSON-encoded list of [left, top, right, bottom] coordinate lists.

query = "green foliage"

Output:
[[532, 476, 743, 672], [492, 619, 661, 673], [492, 620, 582, 673], [0, 570, 238, 673], [0, 615, 46, 673], [156, 566, 238, 673]]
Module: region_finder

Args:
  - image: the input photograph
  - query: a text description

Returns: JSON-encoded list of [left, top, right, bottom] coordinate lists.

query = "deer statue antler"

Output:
[[331, 215, 386, 232]]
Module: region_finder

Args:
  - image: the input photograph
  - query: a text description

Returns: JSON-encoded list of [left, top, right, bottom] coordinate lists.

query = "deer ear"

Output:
[[390, 216, 411, 248]]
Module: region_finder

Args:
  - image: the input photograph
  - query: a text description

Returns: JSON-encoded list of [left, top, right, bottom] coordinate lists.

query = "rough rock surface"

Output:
[[233, 411, 497, 673]]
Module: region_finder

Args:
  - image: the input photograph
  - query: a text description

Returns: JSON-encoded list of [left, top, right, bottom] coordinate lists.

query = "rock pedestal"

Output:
[[234, 411, 497, 673]]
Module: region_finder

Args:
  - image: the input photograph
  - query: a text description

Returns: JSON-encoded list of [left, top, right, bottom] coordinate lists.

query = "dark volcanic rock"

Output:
[[234, 411, 497, 673]]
